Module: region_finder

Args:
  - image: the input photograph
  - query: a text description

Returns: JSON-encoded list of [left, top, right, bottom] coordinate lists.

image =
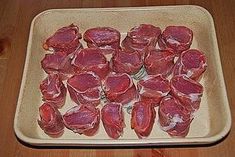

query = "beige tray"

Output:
[[14, 5, 231, 146]]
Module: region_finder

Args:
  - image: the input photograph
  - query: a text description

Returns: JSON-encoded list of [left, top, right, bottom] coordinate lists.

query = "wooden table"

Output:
[[0, 0, 234, 156]]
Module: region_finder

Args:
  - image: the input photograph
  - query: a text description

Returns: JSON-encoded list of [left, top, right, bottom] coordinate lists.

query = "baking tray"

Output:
[[14, 5, 231, 146]]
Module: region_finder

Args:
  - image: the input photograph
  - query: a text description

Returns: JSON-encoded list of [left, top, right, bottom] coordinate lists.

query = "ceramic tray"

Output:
[[14, 5, 231, 146]]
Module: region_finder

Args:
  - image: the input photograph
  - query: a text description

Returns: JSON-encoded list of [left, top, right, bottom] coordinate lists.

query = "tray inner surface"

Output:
[[15, 6, 230, 142]]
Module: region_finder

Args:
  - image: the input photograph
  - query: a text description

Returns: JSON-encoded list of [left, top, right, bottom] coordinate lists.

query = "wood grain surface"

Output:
[[0, 0, 234, 157]]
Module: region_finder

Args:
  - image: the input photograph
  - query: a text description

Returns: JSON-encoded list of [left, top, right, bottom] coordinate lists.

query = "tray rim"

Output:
[[14, 5, 232, 146]]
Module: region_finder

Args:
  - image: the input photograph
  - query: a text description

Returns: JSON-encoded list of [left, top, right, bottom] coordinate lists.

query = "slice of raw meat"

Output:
[[101, 102, 125, 139], [170, 75, 203, 112], [103, 73, 137, 105], [131, 101, 156, 138], [67, 71, 102, 106], [144, 48, 175, 77], [43, 24, 82, 54], [137, 75, 171, 106], [173, 49, 207, 80], [158, 96, 192, 137], [41, 51, 74, 80], [122, 24, 161, 57], [38, 103, 64, 137], [158, 26, 193, 54], [63, 105, 100, 136], [72, 48, 110, 80], [40, 74, 66, 108], [111, 49, 143, 75], [83, 27, 121, 54]]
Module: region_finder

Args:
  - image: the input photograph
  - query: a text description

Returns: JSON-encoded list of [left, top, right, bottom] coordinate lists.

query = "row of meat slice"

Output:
[[38, 71, 203, 138], [40, 24, 207, 83], [38, 102, 129, 139], [38, 23, 207, 139], [41, 48, 207, 84], [67, 71, 203, 113], [41, 46, 206, 84]]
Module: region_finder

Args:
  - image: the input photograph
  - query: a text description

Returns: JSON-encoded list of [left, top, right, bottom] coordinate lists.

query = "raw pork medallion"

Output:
[[173, 49, 207, 80], [131, 101, 156, 138], [63, 105, 100, 136], [170, 75, 203, 112], [103, 73, 137, 105], [159, 96, 192, 137], [122, 24, 161, 57], [41, 51, 75, 79], [144, 48, 175, 77], [40, 74, 66, 108], [39, 24, 207, 139], [43, 24, 82, 54], [111, 49, 143, 75], [38, 103, 64, 137], [67, 72, 102, 106], [137, 75, 171, 106], [158, 26, 193, 54], [101, 102, 125, 139], [72, 48, 110, 80], [83, 27, 121, 54]]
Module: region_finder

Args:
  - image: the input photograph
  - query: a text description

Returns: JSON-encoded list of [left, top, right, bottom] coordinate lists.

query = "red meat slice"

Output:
[[122, 24, 161, 56], [111, 49, 143, 75], [41, 51, 74, 80], [83, 27, 121, 54], [144, 48, 175, 77], [40, 74, 67, 108], [63, 105, 100, 136], [131, 101, 156, 138], [137, 75, 171, 106], [158, 26, 193, 54], [43, 24, 82, 54], [158, 96, 192, 137], [101, 102, 125, 139], [170, 75, 203, 112], [173, 49, 207, 80], [67, 72, 102, 106], [103, 73, 137, 105], [38, 103, 64, 137], [72, 48, 110, 80]]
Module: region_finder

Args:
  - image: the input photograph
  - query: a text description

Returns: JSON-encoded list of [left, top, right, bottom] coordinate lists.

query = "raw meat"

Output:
[[41, 51, 74, 79], [83, 27, 121, 54], [39, 74, 67, 108], [158, 26, 193, 54], [39, 24, 206, 139], [72, 48, 110, 80], [131, 101, 156, 138], [173, 49, 207, 80], [101, 102, 125, 139], [43, 24, 82, 54], [38, 103, 64, 137], [103, 73, 137, 105], [111, 49, 143, 75], [144, 48, 175, 77], [63, 105, 100, 136], [137, 75, 171, 106], [158, 96, 192, 137], [67, 71, 102, 106], [170, 75, 203, 112], [122, 24, 161, 57]]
